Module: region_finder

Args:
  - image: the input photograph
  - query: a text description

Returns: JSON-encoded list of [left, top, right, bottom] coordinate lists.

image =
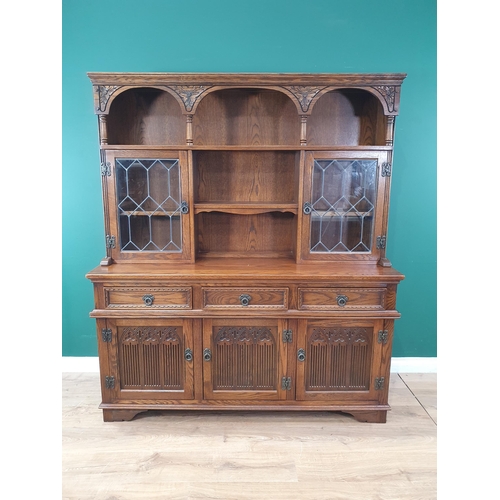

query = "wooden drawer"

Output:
[[298, 287, 385, 310], [104, 287, 192, 309], [202, 287, 288, 310]]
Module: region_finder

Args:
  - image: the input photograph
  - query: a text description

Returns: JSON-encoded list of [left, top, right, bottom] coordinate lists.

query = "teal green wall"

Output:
[[62, 0, 436, 357]]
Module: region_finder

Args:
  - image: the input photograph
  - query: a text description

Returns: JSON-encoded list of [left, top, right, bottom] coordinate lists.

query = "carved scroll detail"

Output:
[[168, 85, 210, 112], [372, 85, 397, 113], [215, 326, 274, 344], [285, 86, 326, 112], [120, 326, 180, 344], [95, 85, 120, 113], [310, 327, 369, 344]]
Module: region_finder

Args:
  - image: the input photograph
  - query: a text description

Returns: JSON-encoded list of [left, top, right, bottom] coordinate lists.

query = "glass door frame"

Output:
[[299, 150, 389, 262], [104, 149, 193, 262]]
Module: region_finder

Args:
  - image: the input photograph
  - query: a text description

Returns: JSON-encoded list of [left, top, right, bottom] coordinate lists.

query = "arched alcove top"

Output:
[[88, 73, 406, 116]]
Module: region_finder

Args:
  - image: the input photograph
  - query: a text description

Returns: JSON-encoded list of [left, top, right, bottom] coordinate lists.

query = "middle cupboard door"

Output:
[[203, 318, 288, 400]]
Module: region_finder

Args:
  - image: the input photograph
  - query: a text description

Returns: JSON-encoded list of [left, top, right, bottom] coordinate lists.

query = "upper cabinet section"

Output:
[[88, 73, 406, 148]]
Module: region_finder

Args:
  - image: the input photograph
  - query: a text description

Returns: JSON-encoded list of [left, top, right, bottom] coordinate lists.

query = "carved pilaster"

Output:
[[300, 115, 308, 145], [99, 115, 108, 145], [285, 86, 326, 113], [168, 85, 210, 112], [385, 115, 395, 146], [186, 114, 193, 145]]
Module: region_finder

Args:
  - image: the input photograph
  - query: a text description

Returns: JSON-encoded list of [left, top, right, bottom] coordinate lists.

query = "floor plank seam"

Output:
[[397, 373, 437, 426]]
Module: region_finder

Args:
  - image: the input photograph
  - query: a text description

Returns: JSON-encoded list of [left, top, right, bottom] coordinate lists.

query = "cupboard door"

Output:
[[105, 319, 194, 400], [105, 150, 192, 262], [300, 151, 388, 262], [203, 318, 288, 400], [296, 319, 384, 402]]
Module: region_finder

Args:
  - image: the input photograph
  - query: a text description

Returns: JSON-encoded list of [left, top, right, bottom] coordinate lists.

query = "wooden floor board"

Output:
[[62, 372, 436, 499]]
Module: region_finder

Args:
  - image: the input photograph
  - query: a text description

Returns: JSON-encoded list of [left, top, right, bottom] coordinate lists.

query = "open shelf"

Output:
[[193, 150, 299, 205], [194, 203, 298, 215]]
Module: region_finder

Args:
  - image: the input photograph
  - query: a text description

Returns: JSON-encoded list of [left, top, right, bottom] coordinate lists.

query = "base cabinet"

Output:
[[94, 309, 397, 423]]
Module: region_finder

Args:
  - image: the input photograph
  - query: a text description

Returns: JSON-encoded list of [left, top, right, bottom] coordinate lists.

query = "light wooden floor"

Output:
[[62, 372, 436, 500]]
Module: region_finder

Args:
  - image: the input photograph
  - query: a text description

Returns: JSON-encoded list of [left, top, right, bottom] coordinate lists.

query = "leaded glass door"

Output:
[[105, 151, 192, 262], [300, 151, 387, 261]]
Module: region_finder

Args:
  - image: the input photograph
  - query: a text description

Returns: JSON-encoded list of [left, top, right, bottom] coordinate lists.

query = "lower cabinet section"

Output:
[[97, 316, 393, 423]]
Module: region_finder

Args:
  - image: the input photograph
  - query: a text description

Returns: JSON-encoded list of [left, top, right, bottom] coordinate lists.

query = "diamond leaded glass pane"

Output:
[[309, 159, 377, 253], [115, 158, 183, 252]]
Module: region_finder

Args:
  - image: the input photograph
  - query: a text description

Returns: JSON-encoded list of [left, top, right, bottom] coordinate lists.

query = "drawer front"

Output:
[[298, 288, 385, 310], [104, 287, 192, 309], [203, 288, 288, 310]]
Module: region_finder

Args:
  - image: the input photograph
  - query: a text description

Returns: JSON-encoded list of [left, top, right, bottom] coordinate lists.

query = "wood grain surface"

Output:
[[63, 372, 436, 499]]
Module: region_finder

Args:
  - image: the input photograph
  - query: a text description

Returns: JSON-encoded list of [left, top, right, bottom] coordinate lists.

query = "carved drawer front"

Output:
[[104, 287, 192, 309], [298, 288, 385, 310], [202, 287, 288, 310]]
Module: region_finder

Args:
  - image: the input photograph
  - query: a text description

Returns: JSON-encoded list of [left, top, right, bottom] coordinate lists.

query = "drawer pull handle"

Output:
[[203, 348, 212, 361], [184, 348, 193, 362], [239, 294, 252, 306], [142, 294, 155, 306], [297, 349, 306, 362], [336, 294, 348, 307]]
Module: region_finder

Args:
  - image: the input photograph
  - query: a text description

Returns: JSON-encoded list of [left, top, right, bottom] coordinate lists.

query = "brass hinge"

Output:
[[376, 235, 386, 249], [377, 330, 388, 344], [101, 328, 112, 342], [381, 162, 392, 177], [281, 377, 292, 391], [105, 376, 115, 389], [374, 377, 385, 390], [106, 235, 116, 249], [282, 329, 293, 343], [100, 161, 111, 176]]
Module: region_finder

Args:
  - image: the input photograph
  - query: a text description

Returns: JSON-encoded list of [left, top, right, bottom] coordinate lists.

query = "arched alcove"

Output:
[[107, 88, 185, 145], [193, 88, 300, 145], [307, 89, 387, 146]]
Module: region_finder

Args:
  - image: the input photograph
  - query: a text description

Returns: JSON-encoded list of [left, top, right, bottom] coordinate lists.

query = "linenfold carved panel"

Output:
[[119, 326, 183, 389], [307, 327, 372, 391], [213, 326, 277, 390]]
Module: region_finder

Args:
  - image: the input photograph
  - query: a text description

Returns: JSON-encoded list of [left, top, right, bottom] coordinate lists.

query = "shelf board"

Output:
[[194, 202, 298, 215], [101, 144, 392, 151], [311, 210, 374, 218]]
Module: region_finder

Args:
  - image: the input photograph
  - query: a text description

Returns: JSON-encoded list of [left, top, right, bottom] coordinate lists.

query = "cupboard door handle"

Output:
[[142, 294, 155, 306], [303, 202, 312, 215], [239, 294, 252, 306], [336, 294, 348, 307], [203, 348, 212, 361], [297, 349, 306, 362], [184, 348, 193, 362], [180, 201, 189, 214]]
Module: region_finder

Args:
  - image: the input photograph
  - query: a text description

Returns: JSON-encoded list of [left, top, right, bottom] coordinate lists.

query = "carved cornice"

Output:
[[167, 85, 211, 112], [285, 85, 326, 112]]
